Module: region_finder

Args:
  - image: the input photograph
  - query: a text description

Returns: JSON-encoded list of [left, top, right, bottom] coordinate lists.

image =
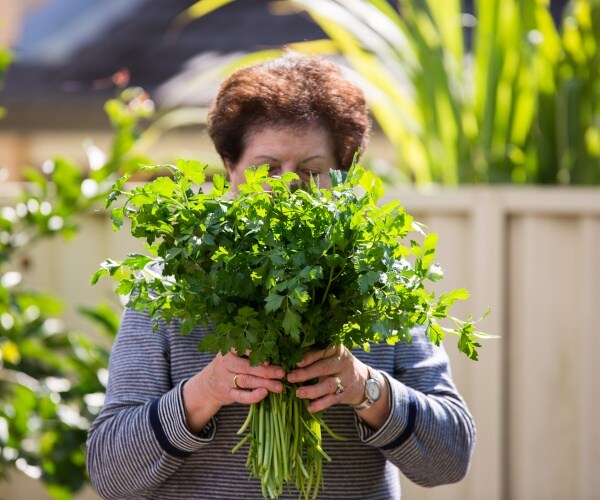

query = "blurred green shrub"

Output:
[[0, 82, 155, 499]]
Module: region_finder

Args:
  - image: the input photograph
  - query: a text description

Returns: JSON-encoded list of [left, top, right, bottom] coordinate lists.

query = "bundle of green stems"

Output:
[[233, 385, 344, 499]]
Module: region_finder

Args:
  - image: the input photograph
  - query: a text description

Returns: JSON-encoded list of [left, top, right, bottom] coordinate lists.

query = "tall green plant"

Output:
[[186, 0, 600, 184], [534, 0, 600, 184]]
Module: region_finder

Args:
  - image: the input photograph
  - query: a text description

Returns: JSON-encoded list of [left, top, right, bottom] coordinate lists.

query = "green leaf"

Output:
[[165, 247, 183, 260], [243, 165, 269, 185], [90, 268, 108, 285], [130, 192, 156, 206], [421, 233, 438, 270], [264, 293, 284, 313], [111, 207, 124, 230], [151, 176, 177, 198], [290, 287, 310, 306], [358, 168, 385, 201], [212, 174, 227, 195], [278, 171, 300, 185], [177, 159, 206, 186], [444, 288, 470, 302], [428, 322, 446, 346], [427, 262, 444, 281], [357, 271, 380, 294], [329, 169, 346, 187], [282, 308, 302, 341], [122, 253, 153, 270], [115, 279, 136, 296], [90, 259, 120, 284], [180, 316, 196, 335]]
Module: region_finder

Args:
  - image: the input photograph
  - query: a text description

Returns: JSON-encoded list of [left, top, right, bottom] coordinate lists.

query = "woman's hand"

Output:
[[286, 345, 369, 412], [287, 345, 390, 429], [182, 350, 285, 432]]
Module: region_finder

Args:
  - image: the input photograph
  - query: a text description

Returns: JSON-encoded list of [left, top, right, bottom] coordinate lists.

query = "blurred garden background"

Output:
[[0, 0, 598, 499]]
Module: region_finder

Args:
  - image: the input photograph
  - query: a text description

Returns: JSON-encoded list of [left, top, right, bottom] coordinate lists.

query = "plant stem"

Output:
[[320, 266, 335, 304], [232, 388, 338, 499]]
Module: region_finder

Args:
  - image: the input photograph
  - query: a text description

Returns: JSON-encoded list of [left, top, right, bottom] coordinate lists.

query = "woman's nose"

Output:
[[280, 164, 297, 174]]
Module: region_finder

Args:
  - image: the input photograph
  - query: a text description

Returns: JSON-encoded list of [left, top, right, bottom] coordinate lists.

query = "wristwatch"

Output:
[[351, 366, 381, 411]]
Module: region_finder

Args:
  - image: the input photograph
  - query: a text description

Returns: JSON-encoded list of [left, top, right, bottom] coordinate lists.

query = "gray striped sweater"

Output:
[[86, 308, 475, 499]]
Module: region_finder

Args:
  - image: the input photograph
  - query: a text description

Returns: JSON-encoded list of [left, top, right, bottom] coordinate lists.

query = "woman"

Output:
[[86, 54, 475, 499]]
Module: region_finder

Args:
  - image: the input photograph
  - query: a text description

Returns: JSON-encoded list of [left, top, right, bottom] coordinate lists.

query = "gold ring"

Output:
[[334, 376, 344, 395], [233, 374, 241, 389]]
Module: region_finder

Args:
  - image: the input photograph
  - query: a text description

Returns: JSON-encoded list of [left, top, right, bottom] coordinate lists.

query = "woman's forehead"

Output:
[[244, 125, 333, 154]]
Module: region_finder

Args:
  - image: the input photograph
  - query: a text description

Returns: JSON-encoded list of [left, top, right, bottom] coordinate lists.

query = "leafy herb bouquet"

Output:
[[93, 161, 488, 499]]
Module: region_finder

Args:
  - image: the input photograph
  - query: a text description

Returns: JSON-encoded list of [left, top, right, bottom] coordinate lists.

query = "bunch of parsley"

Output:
[[93, 162, 486, 498]]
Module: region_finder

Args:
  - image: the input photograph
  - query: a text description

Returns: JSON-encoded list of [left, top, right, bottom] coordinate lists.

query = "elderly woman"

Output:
[[86, 54, 475, 499]]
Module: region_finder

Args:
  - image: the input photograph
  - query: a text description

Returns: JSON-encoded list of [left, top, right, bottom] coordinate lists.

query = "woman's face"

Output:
[[226, 126, 337, 189]]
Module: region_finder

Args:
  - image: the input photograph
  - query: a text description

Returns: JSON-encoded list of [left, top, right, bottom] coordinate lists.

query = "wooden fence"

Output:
[[1, 186, 599, 500]]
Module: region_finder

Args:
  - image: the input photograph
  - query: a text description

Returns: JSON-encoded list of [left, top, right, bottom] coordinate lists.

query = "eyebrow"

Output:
[[253, 155, 326, 164], [253, 156, 279, 163]]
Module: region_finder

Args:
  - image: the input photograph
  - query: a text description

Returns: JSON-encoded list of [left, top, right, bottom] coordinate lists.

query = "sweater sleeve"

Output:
[[86, 308, 216, 499], [355, 328, 476, 487]]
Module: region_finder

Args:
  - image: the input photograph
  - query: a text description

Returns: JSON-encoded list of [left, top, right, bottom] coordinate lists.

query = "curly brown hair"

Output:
[[207, 53, 371, 170]]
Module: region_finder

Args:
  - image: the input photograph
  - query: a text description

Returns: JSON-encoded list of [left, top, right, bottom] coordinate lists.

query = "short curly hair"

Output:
[[207, 53, 371, 170]]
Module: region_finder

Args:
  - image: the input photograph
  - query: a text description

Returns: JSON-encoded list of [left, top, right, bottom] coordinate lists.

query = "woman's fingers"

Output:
[[295, 345, 339, 368], [294, 375, 348, 412], [295, 375, 342, 399], [215, 352, 285, 406], [230, 372, 285, 394], [225, 351, 286, 380], [288, 346, 368, 412], [287, 346, 342, 384], [303, 393, 340, 413], [233, 387, 269, 405]]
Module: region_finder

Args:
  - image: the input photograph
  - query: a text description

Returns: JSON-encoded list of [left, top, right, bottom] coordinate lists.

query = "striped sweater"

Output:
[[86, 308, 476, 499]]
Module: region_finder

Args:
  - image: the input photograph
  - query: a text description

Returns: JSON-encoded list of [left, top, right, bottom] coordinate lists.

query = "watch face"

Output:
[[366, 379, 381, 402]]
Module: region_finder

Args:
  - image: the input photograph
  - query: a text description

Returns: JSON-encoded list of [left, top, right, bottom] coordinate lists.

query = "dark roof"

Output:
[[0, 0, 325, 130]]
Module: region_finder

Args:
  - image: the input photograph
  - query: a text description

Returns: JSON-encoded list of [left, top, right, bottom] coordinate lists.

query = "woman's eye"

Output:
[[267, 165, 281, 176]]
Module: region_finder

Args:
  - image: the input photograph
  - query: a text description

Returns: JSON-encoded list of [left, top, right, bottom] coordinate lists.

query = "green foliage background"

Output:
[[0, 79, 156, 498], [188, 0, 600, 185]]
